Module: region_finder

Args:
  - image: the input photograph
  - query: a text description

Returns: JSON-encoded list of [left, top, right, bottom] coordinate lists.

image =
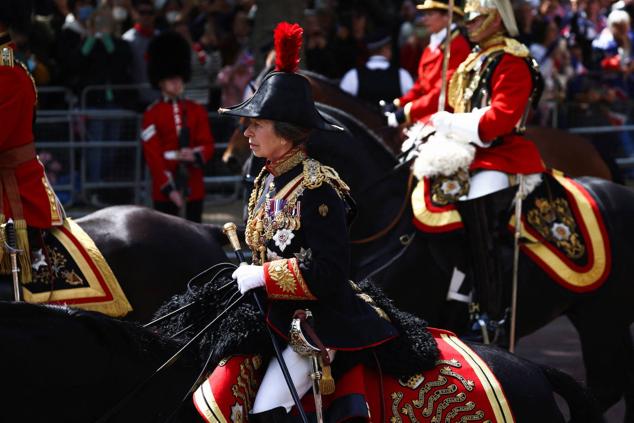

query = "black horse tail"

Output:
[[541, 365, 604, 423]]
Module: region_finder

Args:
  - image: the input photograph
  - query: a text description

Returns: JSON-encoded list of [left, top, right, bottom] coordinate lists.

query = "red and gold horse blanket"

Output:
[[21, 218, 132, 317], [193, 328, 514, 422], [411, 170, 610, 292]]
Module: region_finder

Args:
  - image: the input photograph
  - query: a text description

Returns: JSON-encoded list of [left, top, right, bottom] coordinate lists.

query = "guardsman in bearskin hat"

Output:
[[429, 0, 545, 320], [0, 0, 65, 296], [141, 30, 214, 223], [191, 23, 437, 422], [385, 0, 471, 126]]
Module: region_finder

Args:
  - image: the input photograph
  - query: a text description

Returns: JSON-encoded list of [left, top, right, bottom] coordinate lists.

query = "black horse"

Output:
[[264, 103, 634, 420], [0, 292, 601, 422], [74, 205, 228, 322], [0, 301, 201, 422]]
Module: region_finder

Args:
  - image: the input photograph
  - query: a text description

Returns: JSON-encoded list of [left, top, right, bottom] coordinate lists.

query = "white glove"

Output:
[[385, 111, 399, 128], [430, 108, 490, 147], [430, 111, 453, 134], [232, 264, 265, 294]]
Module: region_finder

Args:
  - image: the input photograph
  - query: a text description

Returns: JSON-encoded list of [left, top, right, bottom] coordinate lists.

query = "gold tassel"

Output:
[[319, 360, 336, 395], [14, 219, 32, 284], [0, 215, 9, 275]]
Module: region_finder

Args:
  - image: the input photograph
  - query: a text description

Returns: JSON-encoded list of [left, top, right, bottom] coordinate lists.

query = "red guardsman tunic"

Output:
[[0, 41, 63, 228], [141, 99, 215, 201], [397, 29, 471, 123], [449, 38, 545, 174]]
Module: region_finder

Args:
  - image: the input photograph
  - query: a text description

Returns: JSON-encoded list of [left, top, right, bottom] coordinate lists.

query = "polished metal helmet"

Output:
[[464, 0, 519, 37]]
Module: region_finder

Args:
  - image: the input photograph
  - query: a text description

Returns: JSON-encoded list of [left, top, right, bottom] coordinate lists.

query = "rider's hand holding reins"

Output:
[[232, 264, 265, 294], [430, 107, 490, 146]]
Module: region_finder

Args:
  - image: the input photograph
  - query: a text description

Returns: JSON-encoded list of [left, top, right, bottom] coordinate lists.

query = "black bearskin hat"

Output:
[[0, 0, 33, 33], [219, 22, 341, 132], [146, 30, 191, 88]]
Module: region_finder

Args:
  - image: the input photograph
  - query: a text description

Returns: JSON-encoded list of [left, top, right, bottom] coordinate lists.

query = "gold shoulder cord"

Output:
[[15, 60, 38, 104], [302, 159, 350, 199], [448, 37, 527, 113]]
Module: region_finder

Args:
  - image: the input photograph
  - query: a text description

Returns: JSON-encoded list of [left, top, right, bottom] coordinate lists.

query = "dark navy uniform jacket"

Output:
[[245, 147, 397, 350]]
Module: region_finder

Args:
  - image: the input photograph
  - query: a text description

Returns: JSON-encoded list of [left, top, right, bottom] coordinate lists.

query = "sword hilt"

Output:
[[223, 222, 245, 263], [5, 219, 17, 251]]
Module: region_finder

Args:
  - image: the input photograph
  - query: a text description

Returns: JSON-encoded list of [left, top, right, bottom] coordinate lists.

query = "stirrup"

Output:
[[466, 309, 509, 345]]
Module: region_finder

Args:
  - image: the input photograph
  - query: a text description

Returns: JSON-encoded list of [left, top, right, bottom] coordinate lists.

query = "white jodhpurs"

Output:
[[466, 170, 510, 200], [251, 346, 336, 413]]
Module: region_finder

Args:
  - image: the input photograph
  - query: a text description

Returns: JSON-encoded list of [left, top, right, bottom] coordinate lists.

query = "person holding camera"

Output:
[[141, 30, 215, 222]]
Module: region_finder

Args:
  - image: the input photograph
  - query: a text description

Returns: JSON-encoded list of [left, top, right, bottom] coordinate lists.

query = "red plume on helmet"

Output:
[[274, 22, 303, 73]]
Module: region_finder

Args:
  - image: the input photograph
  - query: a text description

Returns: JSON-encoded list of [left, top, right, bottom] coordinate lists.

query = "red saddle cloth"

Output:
[[193, 328, 515, 422], [21, 218, 132, 317], [411, 170, 611, 293]]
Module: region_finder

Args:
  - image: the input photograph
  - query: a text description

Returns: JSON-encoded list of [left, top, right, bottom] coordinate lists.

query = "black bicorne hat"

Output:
[[147, 30, 191, 89], [218, 22, 342, 132], [0, 0, 33, 33]]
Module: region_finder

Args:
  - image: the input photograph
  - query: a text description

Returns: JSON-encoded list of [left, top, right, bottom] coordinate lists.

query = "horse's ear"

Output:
[[274, 22, 303, 73]]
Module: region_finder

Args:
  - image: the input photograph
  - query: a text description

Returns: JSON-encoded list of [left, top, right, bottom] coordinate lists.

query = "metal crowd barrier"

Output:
[[34, 83, 634, 209], [35, 83, 240, 208]]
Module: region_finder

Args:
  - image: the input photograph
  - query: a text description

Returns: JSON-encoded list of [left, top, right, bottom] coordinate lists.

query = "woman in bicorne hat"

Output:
[[208, 23, 436, 421]]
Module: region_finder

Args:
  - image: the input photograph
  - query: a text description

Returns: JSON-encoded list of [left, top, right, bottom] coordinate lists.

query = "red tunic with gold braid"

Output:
[[449, 38, 545, 174], [0, 39, 63, 229], [141, 99, 214, 201], [397, 29, 471, 123]]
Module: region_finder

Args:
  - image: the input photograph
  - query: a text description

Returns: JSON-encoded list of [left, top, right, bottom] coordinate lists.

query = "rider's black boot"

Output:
[[456, 188, 515, 322], [0, 273, 13, 300], [248, 407, 294, 423]]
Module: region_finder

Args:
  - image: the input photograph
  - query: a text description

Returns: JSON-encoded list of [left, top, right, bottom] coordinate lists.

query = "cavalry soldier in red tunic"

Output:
[[141, 31, 214, 223], [385, 0, 471, 126], [428, 0, 545, 321], [0, 0, 65, 295]]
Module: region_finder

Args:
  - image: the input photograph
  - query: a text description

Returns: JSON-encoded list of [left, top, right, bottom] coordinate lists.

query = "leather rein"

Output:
[[350, 168, 415, 245]]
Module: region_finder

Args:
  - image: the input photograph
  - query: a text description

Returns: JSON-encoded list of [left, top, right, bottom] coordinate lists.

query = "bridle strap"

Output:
[[351, 170, 415, 245]]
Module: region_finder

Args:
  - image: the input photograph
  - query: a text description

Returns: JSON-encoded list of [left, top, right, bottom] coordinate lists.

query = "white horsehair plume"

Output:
[[412, 131, 475, 179]]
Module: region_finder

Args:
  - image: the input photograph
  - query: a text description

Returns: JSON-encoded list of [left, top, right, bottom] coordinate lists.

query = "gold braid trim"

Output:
[[15, 219, 32, 283], [0, 214, 6, 274], [302, 158, 350, 197], [448, 37, 530, 112]]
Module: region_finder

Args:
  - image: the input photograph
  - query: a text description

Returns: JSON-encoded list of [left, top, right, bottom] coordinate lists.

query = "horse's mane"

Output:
[[299, 69, 340, 87], [315, 102, 396, 164], [0, 302, 180, 358]]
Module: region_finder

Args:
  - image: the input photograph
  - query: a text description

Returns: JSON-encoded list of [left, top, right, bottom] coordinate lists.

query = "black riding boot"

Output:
[[0, 274, 14, 300], [456, 188, 515, 321], [248, 407, 294, 423]]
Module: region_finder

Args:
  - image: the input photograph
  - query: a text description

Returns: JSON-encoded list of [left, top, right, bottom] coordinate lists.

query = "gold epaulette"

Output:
[[302, 158, 350, 196], [502, 37, 530, 58], [1, 46, 14, 67]]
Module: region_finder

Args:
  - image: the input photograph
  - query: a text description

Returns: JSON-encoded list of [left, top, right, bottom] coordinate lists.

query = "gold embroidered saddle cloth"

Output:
[[411, 169, 610, 293], [193, 328, 515, 422], [10, 218, 132, 317]]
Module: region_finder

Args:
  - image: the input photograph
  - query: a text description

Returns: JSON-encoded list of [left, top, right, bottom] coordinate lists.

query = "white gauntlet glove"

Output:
[[430, 108, 490, 147], [429, 110, 453, 135], [232, 264, 265, 294]]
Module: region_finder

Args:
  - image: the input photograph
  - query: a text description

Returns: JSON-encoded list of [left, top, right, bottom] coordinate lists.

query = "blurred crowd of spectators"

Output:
[[19, 0, 634, 198], [19, 0, 634, 123]]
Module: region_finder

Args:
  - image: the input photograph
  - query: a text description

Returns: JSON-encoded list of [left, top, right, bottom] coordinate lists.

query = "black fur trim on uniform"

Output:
[[0, 0, 32, 33], [146, 30, 192, 89], [355, 279, 439, 378], [153, 269, 438, 379], [152, 270, 273, 366]]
